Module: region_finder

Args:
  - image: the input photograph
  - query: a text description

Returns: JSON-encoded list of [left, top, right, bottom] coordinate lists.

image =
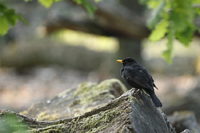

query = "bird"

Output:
[[117, 57, 162, 107]]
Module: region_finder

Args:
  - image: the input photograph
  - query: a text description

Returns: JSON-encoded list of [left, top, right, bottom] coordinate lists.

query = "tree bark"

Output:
[[0, 79, 176, 133]]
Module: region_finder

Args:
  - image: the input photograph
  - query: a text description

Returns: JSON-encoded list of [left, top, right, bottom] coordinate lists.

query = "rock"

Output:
[[168, 111, 200, 133], [0, 79, 175, 132]]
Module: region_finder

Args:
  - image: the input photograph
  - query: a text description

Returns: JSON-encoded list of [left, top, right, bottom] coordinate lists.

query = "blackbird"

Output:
[[117, 57, 162, 107]]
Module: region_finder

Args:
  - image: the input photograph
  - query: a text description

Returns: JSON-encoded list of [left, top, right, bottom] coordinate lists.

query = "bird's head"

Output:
[[117, 57, 137, 66]]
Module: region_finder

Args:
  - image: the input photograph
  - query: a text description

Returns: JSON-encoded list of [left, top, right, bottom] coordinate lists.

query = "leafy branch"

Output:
[[0, 2, 27, 35], [140, 0, 200, 63], [0, 0, 97, 36]]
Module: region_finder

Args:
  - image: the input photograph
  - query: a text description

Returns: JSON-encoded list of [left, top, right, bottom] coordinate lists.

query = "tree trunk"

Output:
[[0, 79, 176, 133]]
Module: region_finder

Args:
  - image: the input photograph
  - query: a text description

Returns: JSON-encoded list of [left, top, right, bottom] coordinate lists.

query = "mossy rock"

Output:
[[20, 78, 127, 121]]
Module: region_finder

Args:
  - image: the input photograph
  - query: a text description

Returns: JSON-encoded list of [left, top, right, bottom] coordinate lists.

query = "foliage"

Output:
[[0, 113, 28, 132], [37, 0, 96, 18], [38, 0, 62, 8], [0, 0, 96, 36], [0, 2, 27, 36], [139, 0, 200, 63], [73, 0, 97, 18], [1, 0, 200, 63]]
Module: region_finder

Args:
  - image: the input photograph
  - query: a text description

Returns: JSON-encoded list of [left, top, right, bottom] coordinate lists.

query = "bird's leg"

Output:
[[131, 88, 135, 96], [132, 88, 140, 94], [131, 88, 143, 96], [141, 89, 150, 97], [131, 88, 137, 95], [133, 88, 137, 93], [136, 89, 141, 93]]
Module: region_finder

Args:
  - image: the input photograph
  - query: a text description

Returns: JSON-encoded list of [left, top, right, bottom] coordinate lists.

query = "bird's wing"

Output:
[[138, 67, 157, 90], [126, 67, 154, 91], [144, 69, 158, 90], [133, 76, 153, 91], [149, 75, 158, 90]]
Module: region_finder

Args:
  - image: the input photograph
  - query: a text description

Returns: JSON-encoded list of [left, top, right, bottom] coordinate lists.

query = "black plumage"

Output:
[[117, 57, 162, 107]]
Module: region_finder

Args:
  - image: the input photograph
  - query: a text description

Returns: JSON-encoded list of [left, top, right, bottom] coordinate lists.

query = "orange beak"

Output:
[[117, 60, 123, 63]]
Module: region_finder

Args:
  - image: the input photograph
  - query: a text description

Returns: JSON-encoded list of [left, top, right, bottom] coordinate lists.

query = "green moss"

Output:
[[129, 95, 141, 105], [68, 106, 123, 133], [25, 79, 128, 132], [74, 79, 127, 106], [80, 108, 121, 133], [31, 124, 66, 133], [58, 89, 72, 98], [112, 79, 127, 93], [19, 110, 28, 116], [68, 100, 80, 107], [36, 111, 60, 121], [142, 90, 150, 97]]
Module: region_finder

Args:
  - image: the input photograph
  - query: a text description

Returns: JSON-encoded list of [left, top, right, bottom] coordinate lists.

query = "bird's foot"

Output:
[[136, 89, 141, 93], [142, 90, 150, 97], [131, 88, 137, 95], [131, 88, 135, 96], [131, 88, 140, 95]]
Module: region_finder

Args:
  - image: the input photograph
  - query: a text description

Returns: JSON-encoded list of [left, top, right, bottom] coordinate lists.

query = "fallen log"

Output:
[[0, 79, 176, 132]]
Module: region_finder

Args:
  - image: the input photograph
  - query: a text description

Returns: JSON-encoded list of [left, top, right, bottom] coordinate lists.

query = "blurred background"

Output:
[[0, 0, 200, 123]]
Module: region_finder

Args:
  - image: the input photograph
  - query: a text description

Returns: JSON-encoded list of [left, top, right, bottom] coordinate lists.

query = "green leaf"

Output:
[[73, 0, 96, 19], [82, 0, 96, 19], [4, 9, 18, 26], [170, 0, 194, 32], [0, 2, 7, 10], [0, 3, 28, 36], [194, 7, 200, 15], [147, 0, 165, 29], [74, 0, 82, 4], [147, 1, 160, 9], [162, 50, 172, 64], [162, 22, 174, 64], [169, 0, 195, 46], [94, 0, 101, 2], [0, 16, 9, 35], [139, 0, 150, 5], [175, 24, 195, 46], [139, 0, 197, 63], [17, 14, 28, 26], [192, 0, 200, 4], [149, 19, 168, 41], [39, 0, 54, 8], [170, 11, 187, 32], [38, 0, 63, 8]]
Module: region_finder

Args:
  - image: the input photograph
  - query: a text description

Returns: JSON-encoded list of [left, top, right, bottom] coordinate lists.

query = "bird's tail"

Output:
[[149, 91, 162, 107]]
